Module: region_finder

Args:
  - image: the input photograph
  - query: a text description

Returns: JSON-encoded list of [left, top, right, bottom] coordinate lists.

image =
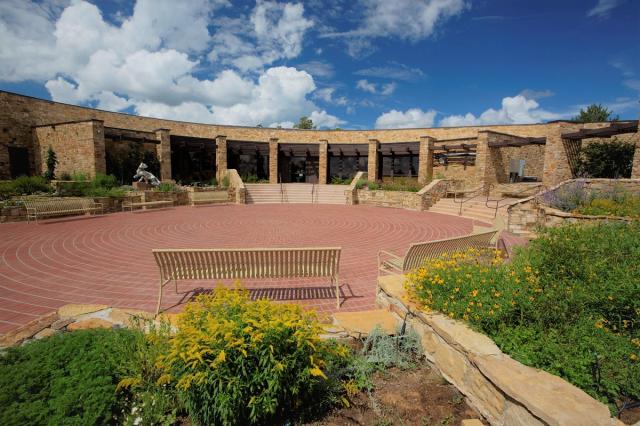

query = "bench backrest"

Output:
[[23, 197, 95, 213], [192, 191, 228, 201], [402, 229, 498, 272], [153, 247, 341, 281]]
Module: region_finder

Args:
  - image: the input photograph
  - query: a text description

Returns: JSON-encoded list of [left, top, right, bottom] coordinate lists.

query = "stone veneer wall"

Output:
[[33, 120, 106, 178], [507, 178, 640, 235], [376, 276, 616, 426], [356, 189, 423, 210], [0, 90, 594, 180]]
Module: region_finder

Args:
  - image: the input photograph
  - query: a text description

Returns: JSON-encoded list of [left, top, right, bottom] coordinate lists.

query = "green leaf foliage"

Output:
[[0, 329, 137, 425]]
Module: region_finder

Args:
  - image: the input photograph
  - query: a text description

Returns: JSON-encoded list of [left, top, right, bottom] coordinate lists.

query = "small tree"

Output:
[[573, 104, 618, 123], [43, 145, 58, 181], [293, 116, 315, 129], [577, 138, 635, 178]]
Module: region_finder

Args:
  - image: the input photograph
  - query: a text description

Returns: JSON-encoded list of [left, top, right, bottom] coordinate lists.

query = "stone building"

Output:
[[1, 90, 638, 187]]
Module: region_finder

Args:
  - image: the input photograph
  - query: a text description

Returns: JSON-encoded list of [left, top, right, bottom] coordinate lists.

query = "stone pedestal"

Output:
[[132, 181, 153, 191]]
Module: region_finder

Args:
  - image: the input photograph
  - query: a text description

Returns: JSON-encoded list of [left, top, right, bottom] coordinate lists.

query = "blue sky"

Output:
[[0, 0, 638, 129]]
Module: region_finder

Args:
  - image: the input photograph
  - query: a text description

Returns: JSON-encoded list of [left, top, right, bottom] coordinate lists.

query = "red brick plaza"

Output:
[[0, 204, 481, 334]]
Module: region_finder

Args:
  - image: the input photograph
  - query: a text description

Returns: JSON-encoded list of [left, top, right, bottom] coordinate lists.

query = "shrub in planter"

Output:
[[163, 286, 347, 425], [406, 223, 640, 409], [0, 328, 136, 425], [10, 175, 51, 196]]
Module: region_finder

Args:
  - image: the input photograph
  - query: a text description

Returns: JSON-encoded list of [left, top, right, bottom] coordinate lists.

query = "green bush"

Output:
[[330, 176, 352, 185], [164, 287, 348, 425], [154, 182, 181, 193], [0, 329, 136, 425], [406, 223, 640, 409], [57, 173, 126, 198], [11, 175, 51, 195], [355, 179, 367, 190], [578, 139, 635, 178]]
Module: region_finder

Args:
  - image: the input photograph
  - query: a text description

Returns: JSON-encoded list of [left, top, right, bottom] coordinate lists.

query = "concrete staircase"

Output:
[[428, 196, 520, 224], [245, 183, 348, 204]]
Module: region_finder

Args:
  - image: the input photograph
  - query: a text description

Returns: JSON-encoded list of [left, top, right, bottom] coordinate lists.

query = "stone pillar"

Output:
[[154, 128, 171, 181], [269, 138, 279, 184], [91, 120, 106, 176], [475, 131, 490, 184], [541, 123, 582, 187], [631, 131, 640, 178], [318, 139, 328, 184], [215, 135, 227, 182], [368, 139, 379, 181], [418, 136, 435, 184]]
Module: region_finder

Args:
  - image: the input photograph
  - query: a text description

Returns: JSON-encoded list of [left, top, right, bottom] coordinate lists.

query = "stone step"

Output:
[[332, 309, 398, 337]]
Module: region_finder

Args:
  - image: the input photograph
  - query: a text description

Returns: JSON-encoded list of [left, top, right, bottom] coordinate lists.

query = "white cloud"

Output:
[[211, 0, 313, 72], [439, 95, 562, 127], [325, 0, 468, 57], [0, 0, 345, 128], [356, 79, 377, 94], [518, 89, 555, 100], [624, 79, 640, 92], [380, 82, 396, 95], [309, 110, 346, 128], [375, 108, 437, 129], [355, 63, 425, 81], [297, 60, 334, 78], [587, 0, 621, 18]]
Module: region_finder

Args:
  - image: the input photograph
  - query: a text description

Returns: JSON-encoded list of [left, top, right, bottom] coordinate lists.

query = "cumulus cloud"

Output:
[[355, 62, 425, 81], [0, 0, 344, 128], [310, 110, 346, 128], [375, 108, 437, 129], [325, 0, 468, 57], [210, 1, 313, 72], [518, 89, 555, 100], [586, 0, 621, 18], [356, 79, 396, 95], [439, 95, 562, 127]]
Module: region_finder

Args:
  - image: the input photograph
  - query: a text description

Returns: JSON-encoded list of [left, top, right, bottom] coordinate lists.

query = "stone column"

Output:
[[318, 139, 328, 184], [215, 135, 227, 182], [631, 131, 640, 178], [91, 120, 106, 176], [418, 136, 435, 184], [154, 128, 171, 181], [269, 138, 279, 183], [541, 123, 582, 187], [475, 131, 490, 184], [368, 139, 379, 181]]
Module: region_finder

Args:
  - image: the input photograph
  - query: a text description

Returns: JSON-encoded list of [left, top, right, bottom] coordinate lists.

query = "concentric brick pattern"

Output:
[[0, 204, 475, 334]]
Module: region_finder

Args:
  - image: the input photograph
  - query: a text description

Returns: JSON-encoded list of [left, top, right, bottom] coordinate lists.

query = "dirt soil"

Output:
[[308, 365, 485, 426]]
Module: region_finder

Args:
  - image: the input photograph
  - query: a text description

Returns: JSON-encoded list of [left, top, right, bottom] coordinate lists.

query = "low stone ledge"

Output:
[[377, 274, 616, 426]]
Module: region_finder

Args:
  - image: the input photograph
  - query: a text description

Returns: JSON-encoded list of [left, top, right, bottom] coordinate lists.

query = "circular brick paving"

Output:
[[0, 204, 476, 334]]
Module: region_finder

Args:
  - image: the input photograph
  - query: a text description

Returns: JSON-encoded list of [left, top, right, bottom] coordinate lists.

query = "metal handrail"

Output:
[[279, 174, 284, 203], [453, 183, 493, 215], [311, 183, 316, 203], [485, 183, 547, 218]]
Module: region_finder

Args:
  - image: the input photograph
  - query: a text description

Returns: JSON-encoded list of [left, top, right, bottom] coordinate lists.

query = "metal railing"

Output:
[[311, 183, 316, 203], [452, 183, 493, 216], [485, 184, 547, 218], [279, 174, 285, 203]]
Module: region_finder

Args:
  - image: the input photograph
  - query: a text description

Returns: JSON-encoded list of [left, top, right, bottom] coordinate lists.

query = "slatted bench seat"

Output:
[[23, 197, 103, 223], [122, 200, 173, 212], [378, 229, 498, 276], [152, 247, 341, 314], [190, 190, 229, 206]]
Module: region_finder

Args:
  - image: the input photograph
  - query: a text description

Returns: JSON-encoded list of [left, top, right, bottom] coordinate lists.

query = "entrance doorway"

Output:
[[278, 144, 319, 183], [9, 147, 29, 178]]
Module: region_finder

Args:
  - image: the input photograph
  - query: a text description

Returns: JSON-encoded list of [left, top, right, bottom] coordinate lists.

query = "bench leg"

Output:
[[156, 279, 165, 316], [334, 274, 340, 309]]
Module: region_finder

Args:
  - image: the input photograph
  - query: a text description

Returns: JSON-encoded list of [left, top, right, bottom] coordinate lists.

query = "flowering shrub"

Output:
[[407, 223, 640, 409], [541, 180, 640, 218], [162, 286, 349, 425]]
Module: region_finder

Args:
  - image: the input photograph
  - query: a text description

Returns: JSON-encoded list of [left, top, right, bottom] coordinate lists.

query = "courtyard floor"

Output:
[[0, 204, 481, 334]]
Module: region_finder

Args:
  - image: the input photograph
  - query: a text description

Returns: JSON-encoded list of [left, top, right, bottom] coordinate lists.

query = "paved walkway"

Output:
[[0, 204, 478, 334]]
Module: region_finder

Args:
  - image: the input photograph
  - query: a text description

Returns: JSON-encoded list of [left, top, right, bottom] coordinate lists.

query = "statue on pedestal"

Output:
[[133, 162, 160, 186]]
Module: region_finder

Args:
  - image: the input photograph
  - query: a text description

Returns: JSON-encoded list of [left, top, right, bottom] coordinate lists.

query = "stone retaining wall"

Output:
[[356, 189, 423, 210], [376, 275, 617, 426], [507, 178, 640, 235]]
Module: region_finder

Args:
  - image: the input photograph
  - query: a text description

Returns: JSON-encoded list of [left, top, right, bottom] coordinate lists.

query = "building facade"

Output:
[[1, 91, 638, 186]]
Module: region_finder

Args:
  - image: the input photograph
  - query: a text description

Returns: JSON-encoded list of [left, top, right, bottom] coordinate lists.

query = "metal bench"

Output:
[[122, 200, 173, 212], [378, 229, 498, 276], [152, 247, 342, 314], [190, 190, 229, 206], [23, 197, 103, 223]]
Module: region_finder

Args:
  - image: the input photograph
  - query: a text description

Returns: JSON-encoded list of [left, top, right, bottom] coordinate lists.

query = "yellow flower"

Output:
[[470, 289, 478, 297], [630, 354, 638, 362]]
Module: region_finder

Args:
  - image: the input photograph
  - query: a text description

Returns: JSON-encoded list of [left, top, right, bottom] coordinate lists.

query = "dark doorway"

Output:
[[227, 141, 269, 181], [9, 147, 29, 178], [328, 144, 368, 182], [278, 144, 319, 183], [170, 136, 216, 184], [380, 142, 419, 180]]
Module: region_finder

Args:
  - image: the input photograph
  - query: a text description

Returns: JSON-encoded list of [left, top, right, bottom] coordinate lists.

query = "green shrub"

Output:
[[578, 139, 635, 178], [367, 181, 380, 190], [406, 223, 640, 409], [330, 176, 352, 185], [43, 145, 58, 181], [221, 175, 230, 188], [576, 196, 640, 217], [0, 329, 136, 425], [164, 286, 348, 425], [355, 179, 367, 190], [154, 182, 181, 193], [11, 175, 51, 195]]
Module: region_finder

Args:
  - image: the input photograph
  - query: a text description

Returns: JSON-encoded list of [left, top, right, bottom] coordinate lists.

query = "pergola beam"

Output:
[[561, 121, 638, 140], [487, 137, 546, 148]]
